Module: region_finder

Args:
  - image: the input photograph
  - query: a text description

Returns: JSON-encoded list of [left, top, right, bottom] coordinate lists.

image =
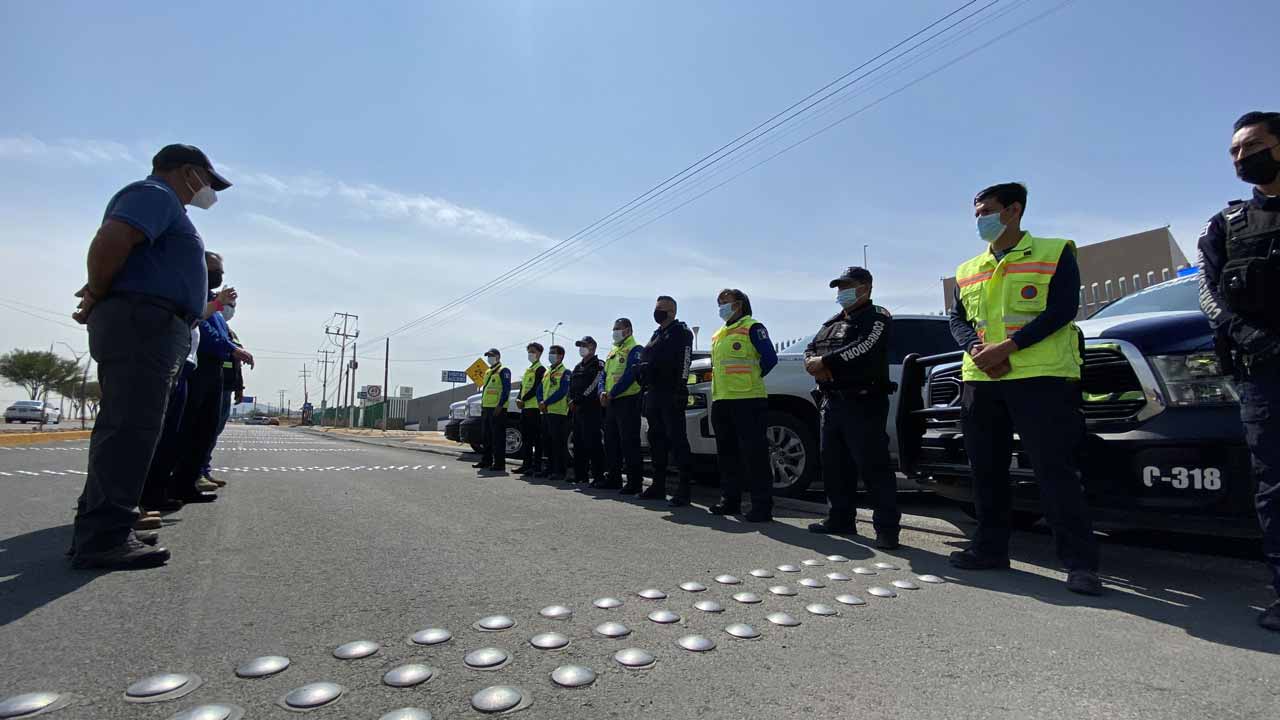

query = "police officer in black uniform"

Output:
[[569, 336, 608, 486], [803, 267, 901, 549], [637, 295, 696, 506], [1198, 111, 1280, 632]]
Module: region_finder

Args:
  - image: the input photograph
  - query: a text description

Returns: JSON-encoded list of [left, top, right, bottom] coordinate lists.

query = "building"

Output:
[[941, 226, 1190, 319]]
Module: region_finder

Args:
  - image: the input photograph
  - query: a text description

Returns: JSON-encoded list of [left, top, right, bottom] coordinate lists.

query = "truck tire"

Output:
[[504, 417, 524, 458], [767, 410, 817, 497]]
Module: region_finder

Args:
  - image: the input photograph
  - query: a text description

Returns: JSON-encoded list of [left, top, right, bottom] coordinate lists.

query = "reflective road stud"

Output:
[[382, 664, 434, 688], [868, 586, 897, 598], [0, 692, 71, 718], [777, 564, 800, 573], [677, 634, 716, 652], [637, 588, 667, 600], [234, 655, 290, 679], [874, 562, 899, 570], [475, 615, 516, 632], [724, 623, 761, 639], [678, 582, 707, 593], [333, 640, 380, 660], [826, 554, 851, 562], [836, 594, 866, 606], [278, 682, 344, 712], [826, 572, 851, 582], [714, 574, 741, 585], [411, 628, 453, 645], [852, 567, 877, 575], [593, 597, 623, 610], [551, 665, 597, 688], [918, 574, 946, 584], [769, 585, 797, 597], [464, 648, 512, 670], [470, 686, 528, 714], [594, 622, 631, 639], [802, 559, 824, 567], [806, 603, 838, 616], [892, 580, 920, 590], [693, 600, 724, 613], [732, 592, 763, 604], [378, 709, 432, 720], [613, 648, 657, 670], [648, 609, 681, 624], [749, 569, 774, 578], [124, 673, 204, 704], [799, 578, 825, 588], [529, 632, 570, 650], [539, 605, 572, 620], [165, 704, 245, 720], [766, 612, 801, 627]]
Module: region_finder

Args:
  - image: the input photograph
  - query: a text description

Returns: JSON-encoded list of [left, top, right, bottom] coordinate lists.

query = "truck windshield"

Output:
[[1090, 275, 1201, 319]]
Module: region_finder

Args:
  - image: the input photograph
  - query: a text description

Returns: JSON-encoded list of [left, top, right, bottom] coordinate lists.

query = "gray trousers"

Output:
[[73, 296, 190, 553]]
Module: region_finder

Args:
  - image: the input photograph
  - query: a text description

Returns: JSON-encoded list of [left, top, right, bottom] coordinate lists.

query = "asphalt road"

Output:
[[1, 427, 1277, 720]]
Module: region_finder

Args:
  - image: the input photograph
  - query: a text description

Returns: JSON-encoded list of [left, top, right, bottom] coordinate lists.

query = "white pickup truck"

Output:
[[682, 314, 955, 496]]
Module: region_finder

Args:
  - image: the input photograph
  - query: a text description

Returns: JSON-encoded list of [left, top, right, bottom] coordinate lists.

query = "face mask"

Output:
[[549, 353, 562, 365], [207, 270, 224, 289], [836, 288, 860, 308], [528, 352, 540, 363], [579, 346, 591, 358], [185, 170, 218, 210], [976, 212, 1005, 242], [1237, 145, 1280, 186], [653, 309, 669, 324], [221, 303, 235, 321], [485, 356, 498, 367], [718, 303, 736, 321], [612, 329, 627, 344]]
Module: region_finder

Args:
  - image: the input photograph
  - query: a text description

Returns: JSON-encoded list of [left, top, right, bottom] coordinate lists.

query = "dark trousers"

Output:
[[200, 389, 234, 475], [479, 407, 506, 469], [73, 296, 189, 554], [518, 408, 541, 468], [961, 376, 1098, 571], [604, 394, 643, 486], [573, 402, 606, 483], [645, 390, 694, 496], [1240, 362, 1280, 596], [712, 397, 772, 513], [170, 357, 225, 498], [140, 366, 191, 507], [542, 413, 570, 477], [821, 392, 899, 534]]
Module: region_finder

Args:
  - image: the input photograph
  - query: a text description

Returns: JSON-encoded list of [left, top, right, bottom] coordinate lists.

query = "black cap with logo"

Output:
[[829, 266, 873, 288], [152, 144, 232, 191], [574, 336, 597, 348], [483, 348, 501, 358]]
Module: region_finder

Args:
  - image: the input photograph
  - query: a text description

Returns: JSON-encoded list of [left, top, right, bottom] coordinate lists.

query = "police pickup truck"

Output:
[[897, 273, 1257, 536]]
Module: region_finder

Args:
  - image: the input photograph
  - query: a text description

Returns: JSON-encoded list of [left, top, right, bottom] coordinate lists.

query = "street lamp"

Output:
[[544, 321, 563, 347], [57, 341, 91, 430], [863, 244, 869, 268]]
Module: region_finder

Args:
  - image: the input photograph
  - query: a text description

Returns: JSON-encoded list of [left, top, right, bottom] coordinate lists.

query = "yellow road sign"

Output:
[[465, 358, 489, 387]]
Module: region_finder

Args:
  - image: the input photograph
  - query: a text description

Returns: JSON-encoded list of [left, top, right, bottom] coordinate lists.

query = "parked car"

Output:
[[444, 401, 467, 441], [897, 273, 1258, 537], [5, 400, 60, 424], [245, 415, 272, 426], [683, 315, 956, 496]]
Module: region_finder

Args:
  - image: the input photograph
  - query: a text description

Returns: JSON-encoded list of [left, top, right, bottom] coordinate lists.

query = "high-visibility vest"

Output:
[[955, 232, 1081, 382], [604, 335, 641, 398], [541, 363, 569, 415], [520, 362, 544, 406], [481, 364, 505, 408], [711, 315, 767, 401]]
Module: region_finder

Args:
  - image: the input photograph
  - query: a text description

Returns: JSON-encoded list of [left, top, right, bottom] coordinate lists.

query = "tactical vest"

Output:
[[1221, 202, 1280, 331], [955, 232, 1082, 382], [711, 315, 767, 401], [541, 363, 569, 415], [481, 364, 504, 408], [605, 335, 641, 398], [520, 362, 544, 405]]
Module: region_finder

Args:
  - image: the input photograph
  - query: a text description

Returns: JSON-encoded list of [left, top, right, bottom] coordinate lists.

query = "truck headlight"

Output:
[[1148, 352, 1238, 406]]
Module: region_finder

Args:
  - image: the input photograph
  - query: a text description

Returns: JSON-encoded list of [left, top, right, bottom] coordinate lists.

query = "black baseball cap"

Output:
[[152, 144, 232, 191], [829, 266, 873, 288], [574, 336, 597, 348], [483, 348, 501, 357]]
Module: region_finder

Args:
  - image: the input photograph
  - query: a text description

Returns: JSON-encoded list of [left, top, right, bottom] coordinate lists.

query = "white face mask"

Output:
[[221, 303, 235, 321], [185, 170, 218, 210], [549, 353, 562, 365], [485, 356, 498, 367], [528, 352, 540, 363], [612, 329, 628, 344], [579, 346, 591, 358]]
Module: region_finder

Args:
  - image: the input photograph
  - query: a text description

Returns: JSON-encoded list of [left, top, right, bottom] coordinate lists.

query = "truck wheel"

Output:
[[504, 419, 524, 458], [958, 502, 1042, 530], [767, 410, 816, 497]]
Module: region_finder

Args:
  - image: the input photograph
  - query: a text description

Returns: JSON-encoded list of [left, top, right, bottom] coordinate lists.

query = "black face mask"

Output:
[[653, 309, 669, 324], [1236, 145, 1280, 186], [208, 271, 224, 290]]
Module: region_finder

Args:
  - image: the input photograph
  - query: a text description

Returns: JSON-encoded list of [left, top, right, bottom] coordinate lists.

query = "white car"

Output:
[[683, 315, 956, 496], [5, 400, 60, 424]]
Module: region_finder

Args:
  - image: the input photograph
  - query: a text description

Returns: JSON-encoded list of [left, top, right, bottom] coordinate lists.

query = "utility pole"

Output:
[[317, 349, 333, 426], [348, 341, 358, 428], [324, 313, 359, 427], [278, 389, 287, 416], [382, 337, 390, 432], [299, 366, 311, 405], [863, 243, 869, 268]]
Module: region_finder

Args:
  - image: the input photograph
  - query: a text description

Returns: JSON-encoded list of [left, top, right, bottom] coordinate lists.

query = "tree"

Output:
[[0, 350, 83, 401]]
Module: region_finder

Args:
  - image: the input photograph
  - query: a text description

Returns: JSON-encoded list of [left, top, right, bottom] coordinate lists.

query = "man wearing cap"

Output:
[[569, 336, 608, 486], [513, 342, 547, 476], [474, 348, 512, 473], [69, 144, 233, 570], [804, 266, 901, 549]]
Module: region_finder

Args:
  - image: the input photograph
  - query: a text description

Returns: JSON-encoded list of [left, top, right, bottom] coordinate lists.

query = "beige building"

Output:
[[941, 227, 1190, 320]]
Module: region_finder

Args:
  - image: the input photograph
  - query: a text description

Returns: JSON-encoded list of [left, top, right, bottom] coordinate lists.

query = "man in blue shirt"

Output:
[[70, 144, 233, 570]]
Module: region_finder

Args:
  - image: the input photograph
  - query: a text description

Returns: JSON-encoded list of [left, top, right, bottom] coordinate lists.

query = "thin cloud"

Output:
[[335, 182, 553, 246], [244, 212, 360, 257], [0, 136, 135, 165]]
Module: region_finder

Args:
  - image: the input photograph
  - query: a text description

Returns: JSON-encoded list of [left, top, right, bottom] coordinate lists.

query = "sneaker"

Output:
[[808, 521, 856, 535], [203, 472, 227, 487], [195, 477, 219, 492], [1259, 602, 1280, 632], [874, 532, 900, 550], [134, 516, 163, 531], [948, 549, 1010, 570], [708, 503, 740, 516], [134, 531, 160, 546], [1065, 571, 1104, 596], [71, 538, 170, 570]]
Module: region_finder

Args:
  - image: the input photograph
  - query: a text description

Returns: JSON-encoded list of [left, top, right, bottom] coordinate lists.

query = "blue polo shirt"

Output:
[[104, 175, 207, 318]]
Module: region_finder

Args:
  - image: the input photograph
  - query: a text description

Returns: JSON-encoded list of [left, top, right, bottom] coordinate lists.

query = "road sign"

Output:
[[442, 370, 468, 384], [302, 402, 313, 411], [241, 396, 255, 404], [465, 358, 489, 387], [357, 390, 368, 400], [366, 385, 382, 400], [398, 386, 413, 399]]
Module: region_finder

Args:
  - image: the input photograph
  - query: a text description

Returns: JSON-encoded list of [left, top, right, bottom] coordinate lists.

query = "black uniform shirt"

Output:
[[1198, 187, 1280, 357], [570, 357, 605, 404], [639, 320, 693, 394], [804, 303, 892, 391]]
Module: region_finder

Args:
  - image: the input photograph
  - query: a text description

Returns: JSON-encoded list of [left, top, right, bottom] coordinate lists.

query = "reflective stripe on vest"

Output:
[[521, 362, 544, 403], [955, 233, 1081, 382], [604, 335, 641, 398], [541, 364, 569, 415], [481, 364, 504, 407], [711, 316, 767, 401]]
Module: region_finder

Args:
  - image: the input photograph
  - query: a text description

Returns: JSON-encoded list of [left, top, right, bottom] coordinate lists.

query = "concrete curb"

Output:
[[0, 430, 93, 447], [301, 428, 467, 458]]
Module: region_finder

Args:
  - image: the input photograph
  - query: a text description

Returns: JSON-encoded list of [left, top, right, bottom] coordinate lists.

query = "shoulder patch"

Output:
[[873, 305, 893, 318]]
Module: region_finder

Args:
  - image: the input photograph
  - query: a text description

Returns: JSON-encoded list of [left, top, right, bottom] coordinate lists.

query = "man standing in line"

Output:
[[514, 342, 547, 476], [473, 348, 511, 473], [569, 336, 607, 486], [200, 306, 243, 489], [947, 182, 1101, 595], [538, 345, 572, 482], [601, 318, 644, 493], [69, 144, 230, 570], [1197, 111, 1280, 631], [638, 295, 696, 506]]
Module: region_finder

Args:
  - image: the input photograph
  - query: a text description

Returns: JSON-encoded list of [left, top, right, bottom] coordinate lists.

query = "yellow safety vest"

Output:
[[541, 363, 569, 415], [604, 335, 641, 399], [520, 362, 544, 406], [481, 363, 505, 408], [712, 315, 767, 401], [955, 232, 1082, 382]]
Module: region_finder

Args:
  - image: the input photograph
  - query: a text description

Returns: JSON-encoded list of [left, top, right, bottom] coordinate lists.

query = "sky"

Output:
[[0, 0, 1275, 410]]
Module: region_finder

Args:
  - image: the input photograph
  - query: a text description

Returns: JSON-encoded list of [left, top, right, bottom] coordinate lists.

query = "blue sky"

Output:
[[0, 0, 1274, 407]]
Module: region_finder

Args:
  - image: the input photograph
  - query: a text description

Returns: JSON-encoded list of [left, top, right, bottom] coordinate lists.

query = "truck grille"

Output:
[[923, 347, 1146, 422]]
